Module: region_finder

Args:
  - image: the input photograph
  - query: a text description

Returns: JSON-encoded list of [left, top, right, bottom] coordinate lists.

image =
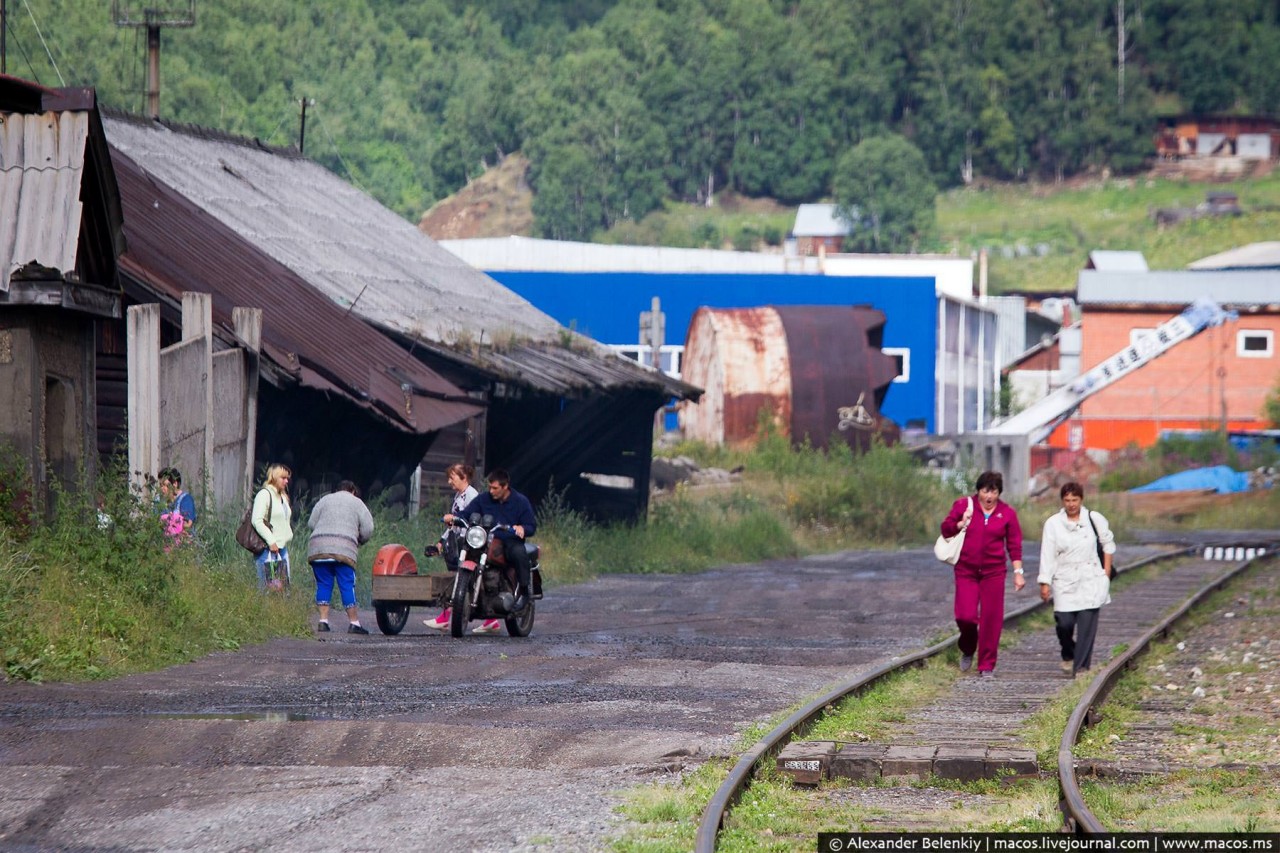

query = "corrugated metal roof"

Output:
[[440, 235, 821, 273], [111, 147, 484, 434], [985, 295, 1029, 368], [1187, 241, 1280, 270], [1086, 250, 1148, 272], [1077, 270, 1280, 308], [102, 112, 689, 399], [792, 203, 851, 237], [1, 109, 86, 287]]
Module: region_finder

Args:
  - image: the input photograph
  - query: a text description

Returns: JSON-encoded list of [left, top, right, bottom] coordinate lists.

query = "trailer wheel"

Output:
[[375, 603, 410, 635]]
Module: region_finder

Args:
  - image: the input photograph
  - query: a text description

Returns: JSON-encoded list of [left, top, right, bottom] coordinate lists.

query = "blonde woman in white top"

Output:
[[1037, 481, 1115, 677], [251, 463, 295, 590]]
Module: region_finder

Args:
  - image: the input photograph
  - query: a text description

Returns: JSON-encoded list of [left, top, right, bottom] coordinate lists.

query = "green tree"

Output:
[[974, 66, 1018, 179], [1265, 376, 1280, 428], [832, 134, 937, 253]]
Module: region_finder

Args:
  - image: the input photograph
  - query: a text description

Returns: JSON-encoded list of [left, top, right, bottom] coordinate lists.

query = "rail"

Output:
[[1057, 546, 1278, 833], [695, 547, 1193, 851]]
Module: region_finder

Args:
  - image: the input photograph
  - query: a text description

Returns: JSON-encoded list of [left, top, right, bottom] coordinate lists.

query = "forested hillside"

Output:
[[8, 0, 1280, 240]]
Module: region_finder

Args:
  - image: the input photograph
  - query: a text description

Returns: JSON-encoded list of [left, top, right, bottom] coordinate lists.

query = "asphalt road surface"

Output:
[[2, 546, 1011, 851]]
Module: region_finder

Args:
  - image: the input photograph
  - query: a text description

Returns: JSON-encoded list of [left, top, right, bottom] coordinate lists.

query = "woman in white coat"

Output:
[[1037, 482, 1115, 677]]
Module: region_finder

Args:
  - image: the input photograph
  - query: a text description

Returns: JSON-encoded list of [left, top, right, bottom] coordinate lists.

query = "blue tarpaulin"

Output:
[[1129, 465, 1250, 494]]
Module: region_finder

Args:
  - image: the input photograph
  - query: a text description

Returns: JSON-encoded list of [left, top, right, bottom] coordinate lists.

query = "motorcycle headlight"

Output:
[[465, 526, 487, 549]]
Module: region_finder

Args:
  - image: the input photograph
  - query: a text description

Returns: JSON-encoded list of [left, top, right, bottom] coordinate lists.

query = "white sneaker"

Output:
[[424, 609, 451, 631], [1060, 660, 1073, 674], [959, 654, 974, 673], [472, 619, 502, 634]]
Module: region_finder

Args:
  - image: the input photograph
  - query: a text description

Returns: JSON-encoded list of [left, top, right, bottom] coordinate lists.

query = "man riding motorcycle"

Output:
[[442, 468, 537, 614]]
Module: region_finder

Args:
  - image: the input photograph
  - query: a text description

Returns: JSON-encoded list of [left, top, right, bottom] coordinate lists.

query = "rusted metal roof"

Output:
[[100, 111, 693, 400], [111, 147, 483, 434]]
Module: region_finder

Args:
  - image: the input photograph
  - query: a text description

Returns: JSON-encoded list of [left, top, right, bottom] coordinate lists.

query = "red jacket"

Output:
[[942, 495, 1023, 572]]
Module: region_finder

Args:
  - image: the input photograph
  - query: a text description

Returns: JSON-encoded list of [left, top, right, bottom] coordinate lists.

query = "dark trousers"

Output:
[[501, 537, 532, 594], [1055, 608, 1101, 673]]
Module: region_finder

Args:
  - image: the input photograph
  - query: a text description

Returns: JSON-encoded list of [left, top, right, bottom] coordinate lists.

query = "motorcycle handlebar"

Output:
[[444, 516, 516, 534]]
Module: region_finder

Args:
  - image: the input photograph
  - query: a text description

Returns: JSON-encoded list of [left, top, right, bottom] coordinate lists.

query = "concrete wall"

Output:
[[955, 433, 1032, 500], [128, 296, 261, 512]]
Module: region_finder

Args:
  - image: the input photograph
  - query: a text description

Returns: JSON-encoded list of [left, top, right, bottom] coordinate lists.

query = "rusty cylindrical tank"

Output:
[[678, 305, 900, 451]]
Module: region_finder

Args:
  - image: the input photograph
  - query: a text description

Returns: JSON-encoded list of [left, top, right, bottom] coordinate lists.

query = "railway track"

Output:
[[1058, 546, 1280, 833], [697, 536, 1280, 850]]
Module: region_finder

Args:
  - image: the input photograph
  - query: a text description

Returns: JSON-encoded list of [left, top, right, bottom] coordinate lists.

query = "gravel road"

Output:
[[0, 547, 969, 852]]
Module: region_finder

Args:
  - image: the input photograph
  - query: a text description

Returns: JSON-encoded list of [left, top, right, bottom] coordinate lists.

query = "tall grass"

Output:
[[12, 431, 1259, 682], [1096, 431, 1280, 493], [0, 457, 309, 683]]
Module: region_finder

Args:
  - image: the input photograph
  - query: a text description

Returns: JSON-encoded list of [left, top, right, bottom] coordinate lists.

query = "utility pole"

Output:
[[639, 297, 665, 374], [2, 0, 7, 75], [112, 2, 196, 119], [146, 13, 162, 117], [298, 97, 315, 153]]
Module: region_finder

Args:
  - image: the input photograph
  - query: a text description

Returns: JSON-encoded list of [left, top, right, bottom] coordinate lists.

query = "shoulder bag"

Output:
[[1085, 509, 1107, 572], [933, 496, 973, 565], [234, 489, 273, 555]]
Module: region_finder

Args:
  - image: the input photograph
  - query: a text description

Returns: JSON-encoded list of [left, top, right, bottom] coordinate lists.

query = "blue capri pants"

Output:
[[311, 559, 357, 608]]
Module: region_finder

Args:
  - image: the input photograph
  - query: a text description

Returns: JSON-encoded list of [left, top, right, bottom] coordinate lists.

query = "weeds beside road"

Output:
[[3, 431, 1278, 683]]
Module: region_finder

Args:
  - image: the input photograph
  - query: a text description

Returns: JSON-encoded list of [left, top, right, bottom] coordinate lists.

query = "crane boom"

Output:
[[985, 297, 1235, 444]]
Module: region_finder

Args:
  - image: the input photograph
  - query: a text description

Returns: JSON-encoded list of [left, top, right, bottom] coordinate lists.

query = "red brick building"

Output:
[[1045, 271, 1280, 451]]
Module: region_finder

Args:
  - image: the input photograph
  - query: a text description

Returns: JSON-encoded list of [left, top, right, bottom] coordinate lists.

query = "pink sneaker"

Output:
[[472, 618, 502, 635], [424, 608, 451, 631]]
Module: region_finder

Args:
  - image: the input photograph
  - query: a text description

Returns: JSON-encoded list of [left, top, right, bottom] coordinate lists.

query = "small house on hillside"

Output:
[[1, 78, 124, 516], [1155, 115, 1280, 160], [791, 204, 851, 255]]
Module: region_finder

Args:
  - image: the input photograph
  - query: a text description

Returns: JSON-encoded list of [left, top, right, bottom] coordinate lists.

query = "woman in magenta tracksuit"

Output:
[[940, 470, 1025, 677]]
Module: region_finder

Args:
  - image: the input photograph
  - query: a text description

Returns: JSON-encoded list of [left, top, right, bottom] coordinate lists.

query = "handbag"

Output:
[[933, 496, 973, 565], [234, 489, 273, 554]]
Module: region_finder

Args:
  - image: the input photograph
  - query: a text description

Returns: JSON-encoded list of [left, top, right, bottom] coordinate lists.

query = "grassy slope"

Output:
[[938, 167, 1280, 292], [572, 165, 1280, 292]]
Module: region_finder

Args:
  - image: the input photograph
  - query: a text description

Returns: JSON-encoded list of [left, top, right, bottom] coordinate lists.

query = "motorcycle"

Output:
[[441, 513, 542, 637], [370, 513, 542, 637]]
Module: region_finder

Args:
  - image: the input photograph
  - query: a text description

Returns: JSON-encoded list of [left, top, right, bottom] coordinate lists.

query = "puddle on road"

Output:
[[152, 711, 311, 722]]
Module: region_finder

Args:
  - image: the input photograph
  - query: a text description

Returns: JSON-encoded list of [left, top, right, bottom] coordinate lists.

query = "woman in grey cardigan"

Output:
[[307, 480, 375, 634]]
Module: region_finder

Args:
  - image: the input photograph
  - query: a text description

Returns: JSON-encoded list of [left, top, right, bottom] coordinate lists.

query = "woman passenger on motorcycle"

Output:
[[423, 464, 501, 634]]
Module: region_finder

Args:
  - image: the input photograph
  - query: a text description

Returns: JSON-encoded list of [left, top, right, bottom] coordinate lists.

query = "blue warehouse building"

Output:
[[485, 271, 935, 433], [441, 238, 1000, 438]]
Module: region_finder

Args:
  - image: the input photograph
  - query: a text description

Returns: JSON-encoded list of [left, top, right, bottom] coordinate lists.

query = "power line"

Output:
[[5, 15, 38, 82], [312, 107, 368, 194], [261, 102, 294, 147], [21, 0, 63, 85]]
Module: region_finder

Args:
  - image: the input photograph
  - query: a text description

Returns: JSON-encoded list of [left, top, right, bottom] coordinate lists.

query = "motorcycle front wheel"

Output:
[[504, 598, 535, 637], [374, 603, 410, 635], [449, 574, 473, 638]]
